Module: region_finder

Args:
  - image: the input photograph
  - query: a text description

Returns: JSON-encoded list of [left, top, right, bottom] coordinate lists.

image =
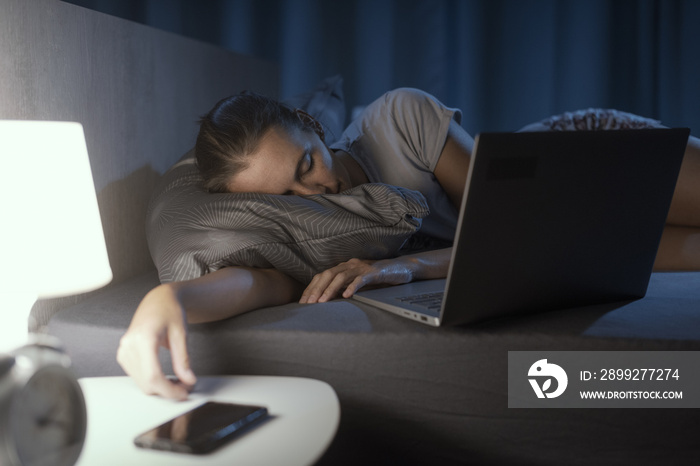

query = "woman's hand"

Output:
[[300, 248, 453, 303], [117, 266, 305, 400], [116, 284, 197, 401], [299, 258, 411, 303]]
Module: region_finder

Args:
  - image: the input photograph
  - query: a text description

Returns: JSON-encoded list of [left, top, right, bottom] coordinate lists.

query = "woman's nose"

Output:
[[293, 171, 335, 195], [293, 183, 328, 195]]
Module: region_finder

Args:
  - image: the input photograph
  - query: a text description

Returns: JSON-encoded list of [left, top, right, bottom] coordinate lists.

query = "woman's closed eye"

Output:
[[299, 152, 314, 178], [283, 152, 315, 195]]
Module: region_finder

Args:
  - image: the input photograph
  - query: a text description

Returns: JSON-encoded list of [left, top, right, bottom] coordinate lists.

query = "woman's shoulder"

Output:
[[363, 88, 456, 120]]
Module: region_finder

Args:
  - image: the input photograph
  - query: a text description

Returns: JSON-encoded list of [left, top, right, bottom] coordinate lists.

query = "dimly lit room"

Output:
[[1, 0, 699, 465]]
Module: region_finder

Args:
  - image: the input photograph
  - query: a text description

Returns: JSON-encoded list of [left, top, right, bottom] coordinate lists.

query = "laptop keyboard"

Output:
[[395, 291, 444, 311]]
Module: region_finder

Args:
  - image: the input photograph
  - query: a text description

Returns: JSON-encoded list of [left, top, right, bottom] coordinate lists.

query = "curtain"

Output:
[[64, 0, 700, 134]]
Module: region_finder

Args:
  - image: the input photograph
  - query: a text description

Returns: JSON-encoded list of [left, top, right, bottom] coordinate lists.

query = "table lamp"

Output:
[[0, 121, 113, 352]]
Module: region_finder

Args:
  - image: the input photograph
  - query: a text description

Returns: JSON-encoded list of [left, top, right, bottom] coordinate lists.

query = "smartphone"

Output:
[[134, 401, 269, 454]]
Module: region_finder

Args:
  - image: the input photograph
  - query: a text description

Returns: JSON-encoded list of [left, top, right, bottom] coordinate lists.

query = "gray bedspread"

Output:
[[48, 271, 700, 465]]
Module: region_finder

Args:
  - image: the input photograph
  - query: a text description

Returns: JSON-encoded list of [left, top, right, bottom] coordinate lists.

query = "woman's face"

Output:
[[225, 125, 352, 195]]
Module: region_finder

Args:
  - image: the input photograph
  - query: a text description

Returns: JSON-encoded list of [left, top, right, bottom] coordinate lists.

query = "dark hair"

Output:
[[195, 92, 311, 193]]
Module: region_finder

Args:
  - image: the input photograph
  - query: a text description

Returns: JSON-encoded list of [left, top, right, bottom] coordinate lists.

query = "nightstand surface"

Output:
[[76, 375, 340, 465]]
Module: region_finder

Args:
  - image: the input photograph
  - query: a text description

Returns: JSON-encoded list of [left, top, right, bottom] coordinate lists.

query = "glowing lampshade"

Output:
[[0, 121, 112, 351]]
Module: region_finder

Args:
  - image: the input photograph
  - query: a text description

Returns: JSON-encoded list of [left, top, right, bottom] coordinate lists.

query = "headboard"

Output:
[[0, 0, 279, 329]]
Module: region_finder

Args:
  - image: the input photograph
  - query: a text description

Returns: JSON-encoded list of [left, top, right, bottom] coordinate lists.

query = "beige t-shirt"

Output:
[[331, 88, 463, 244]]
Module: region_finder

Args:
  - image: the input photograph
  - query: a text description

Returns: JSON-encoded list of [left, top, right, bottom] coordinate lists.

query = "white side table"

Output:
[[76, 376, 340, 466]]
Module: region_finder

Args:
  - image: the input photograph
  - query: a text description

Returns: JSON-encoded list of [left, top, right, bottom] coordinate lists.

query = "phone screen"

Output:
[[134, 401, 268, 454]]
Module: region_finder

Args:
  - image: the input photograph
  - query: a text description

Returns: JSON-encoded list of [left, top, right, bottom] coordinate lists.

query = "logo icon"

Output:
[[528, 359, 568, 398]]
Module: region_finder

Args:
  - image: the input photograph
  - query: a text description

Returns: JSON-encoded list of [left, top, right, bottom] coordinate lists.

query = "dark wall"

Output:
[[63, 0, 700, 135]]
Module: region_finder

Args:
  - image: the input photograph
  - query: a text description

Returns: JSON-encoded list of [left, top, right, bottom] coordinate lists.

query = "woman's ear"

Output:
[[295, 109, 325, 142]]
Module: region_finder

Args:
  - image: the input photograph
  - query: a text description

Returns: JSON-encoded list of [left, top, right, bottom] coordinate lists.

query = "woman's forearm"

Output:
[[392, 247, 453, 282], [170, 266, 305, 324]]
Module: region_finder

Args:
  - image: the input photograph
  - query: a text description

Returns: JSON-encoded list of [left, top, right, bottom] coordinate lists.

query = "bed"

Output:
[[4, 1, 700, 464]]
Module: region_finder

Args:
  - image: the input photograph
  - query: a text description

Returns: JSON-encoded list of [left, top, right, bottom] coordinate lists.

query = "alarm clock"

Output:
[[0, 335, 87, 466]]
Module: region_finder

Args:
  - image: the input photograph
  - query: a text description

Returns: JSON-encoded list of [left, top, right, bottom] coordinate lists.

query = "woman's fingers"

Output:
[[117, 284, 194, 401], [117, 330, 191, 401], [300, 259, 377, 303], [317, 269, 367, 302], [341, 275, 367, 298], [167, 323, 198, 390]]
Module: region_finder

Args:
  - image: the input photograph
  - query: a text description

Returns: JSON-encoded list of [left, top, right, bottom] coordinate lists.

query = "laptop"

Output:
[[352, 128, 690, 326]]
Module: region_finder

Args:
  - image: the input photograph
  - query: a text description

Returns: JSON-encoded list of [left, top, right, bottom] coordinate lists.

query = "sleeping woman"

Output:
[[117, 88, 700, 400]]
